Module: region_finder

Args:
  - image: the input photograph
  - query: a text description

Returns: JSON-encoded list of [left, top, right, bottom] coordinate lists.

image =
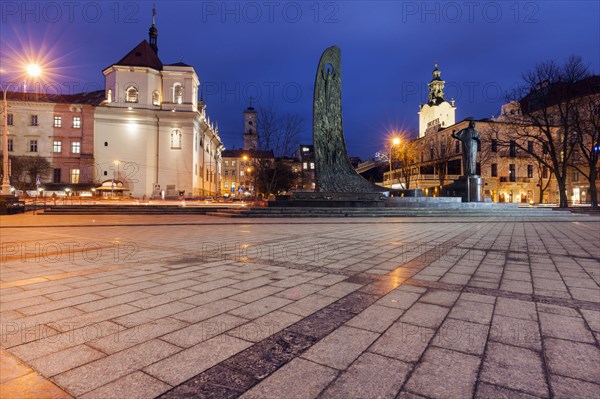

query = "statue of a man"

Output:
[[451, 120, 480, 176]]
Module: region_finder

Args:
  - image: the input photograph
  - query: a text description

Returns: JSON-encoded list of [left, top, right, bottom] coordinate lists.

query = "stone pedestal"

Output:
[[441, 176, 483, 202], [0, 195, 25, 215], [269, 191, 387, 208]]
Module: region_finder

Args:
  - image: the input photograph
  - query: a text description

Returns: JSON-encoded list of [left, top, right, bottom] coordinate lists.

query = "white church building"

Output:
[[418, 65, 456, 138], [94, 9, 222, 198]]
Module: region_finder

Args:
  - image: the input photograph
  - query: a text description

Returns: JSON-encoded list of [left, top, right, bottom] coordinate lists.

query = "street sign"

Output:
[[35, 177, 41, 187]]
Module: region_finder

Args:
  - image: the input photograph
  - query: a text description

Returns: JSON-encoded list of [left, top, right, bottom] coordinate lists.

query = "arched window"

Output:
[[107, 89, 112, 103], [173, 83, 183, 104], [171, 129, 182, 149], [152, 91, 161, 106], [125, 86, 138, 103]]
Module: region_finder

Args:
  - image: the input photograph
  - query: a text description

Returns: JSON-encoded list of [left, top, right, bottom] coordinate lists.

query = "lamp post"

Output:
[[2, 65, 42, 196], [389, 136, 401, 186]]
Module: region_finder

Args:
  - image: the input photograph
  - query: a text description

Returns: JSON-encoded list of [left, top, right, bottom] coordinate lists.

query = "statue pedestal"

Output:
[[269, 191, 387, 208], [0, 195, 25, 215], [441, 176, 483, 202]]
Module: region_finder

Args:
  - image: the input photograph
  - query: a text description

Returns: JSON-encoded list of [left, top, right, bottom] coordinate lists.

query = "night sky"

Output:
[[1, 1, 598, 158]]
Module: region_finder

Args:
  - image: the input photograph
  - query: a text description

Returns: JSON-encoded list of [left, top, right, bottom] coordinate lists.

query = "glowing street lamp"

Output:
[[2, 64, 42, 195], [389, 136, 401, 175]]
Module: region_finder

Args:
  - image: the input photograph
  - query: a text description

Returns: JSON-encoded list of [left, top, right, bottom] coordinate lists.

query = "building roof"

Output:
[[166, 61, 192, 67], [5, 90, 105, 105], [520, 75, 600, 113], [222, 149, 275, 159], [111, 40, 163, 71]]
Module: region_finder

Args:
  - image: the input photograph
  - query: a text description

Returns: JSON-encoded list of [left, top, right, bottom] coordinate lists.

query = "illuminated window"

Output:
[[173, 83, 183, 104], [54, 116, 62, 127], [70, 168, 80, 184], [126, 86, 138, 103], [107, 89, 112, 103], [232, 161, 236, 167], [73, 116, 81, 128], [152, 91, 161, 106], [53, 141, 62, 153], [310, 162, 315, 169], [72, 141, 81, 153], [224, 182, 229, 188], [302, 147, 309, 152], [303, 162, 308, 169], [171, 129, 182, 149], [240, 171, 244, 176], [528, 165, 534, 178], [29, 140, 38, 152]]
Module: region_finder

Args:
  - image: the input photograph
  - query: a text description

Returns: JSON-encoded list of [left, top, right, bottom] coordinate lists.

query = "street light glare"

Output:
[[26, 64, 41, 77], [392, 137, 401, 146]]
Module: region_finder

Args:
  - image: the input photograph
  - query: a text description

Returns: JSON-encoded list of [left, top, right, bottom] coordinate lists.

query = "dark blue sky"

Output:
[[1, 1, 598, 158]]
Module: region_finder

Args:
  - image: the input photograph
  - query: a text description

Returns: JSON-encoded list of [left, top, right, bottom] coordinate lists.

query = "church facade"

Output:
[[93, 9, 222, 198]]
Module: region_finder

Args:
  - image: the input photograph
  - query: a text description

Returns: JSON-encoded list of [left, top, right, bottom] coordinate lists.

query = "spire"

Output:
[[428, 63, 445, 105], [149, 4, 158, 54]]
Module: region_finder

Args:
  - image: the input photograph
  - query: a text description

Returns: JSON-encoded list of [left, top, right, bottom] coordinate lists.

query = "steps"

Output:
[[40, 205, 231, 215]]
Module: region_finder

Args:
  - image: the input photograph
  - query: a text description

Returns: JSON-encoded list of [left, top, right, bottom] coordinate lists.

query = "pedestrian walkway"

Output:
[[1, 213, 599, 398]]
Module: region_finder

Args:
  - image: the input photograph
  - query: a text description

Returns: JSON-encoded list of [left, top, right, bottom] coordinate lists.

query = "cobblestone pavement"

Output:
[[1, 214, 599, 398]]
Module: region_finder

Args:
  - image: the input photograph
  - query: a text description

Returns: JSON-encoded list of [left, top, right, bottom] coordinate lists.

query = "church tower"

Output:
[[149, 5, 158, 54], [243, 101, 258, 150], [418, 64, 456, 138]]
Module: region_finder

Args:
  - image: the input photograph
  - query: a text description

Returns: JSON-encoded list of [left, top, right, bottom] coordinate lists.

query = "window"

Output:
[[53, 141, 62, 153], [231, 182, 236, 188], [232, 161, 236, 166], [542, 143, 548, 155], [224, 170, 229, 177], [29, 140, 38, 152], [7, 138, 13, 152], [543, 167, 549, 179], [224, 160, 229, 166], [527, 141, 534, 154], [455, 141, 460, 154], [54, 116, 62, 127], [303, 162, 308, 169], [31, 115, 38, 126], [170, 129, 182, 149], [302, 147, 309, 152], [126, 86, 138, 103], [491, 163, 498, 177], [509, 140, 517, 157], [573, 170, 579, 182], [491, 139, 498, 153], [7, 113, 13, 125], [73, 116, 81, 128], [527, 165, 533, 178], [107, 89, 112, 103], [310, 162, 315, 169], [70, 169, 80, 184], [152, 91, 161, 106], [248, 129, 253, 134], [53, 168, 61, 183], [173, 83, 183, 104], [224, 182, 229, 188], [509, 164, 516, 182], [71, 141, 81, 153], [476, 140, 481, 152]]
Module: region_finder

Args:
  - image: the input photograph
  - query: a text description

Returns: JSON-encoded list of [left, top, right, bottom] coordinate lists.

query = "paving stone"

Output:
[[0, 371, 73, 399], [171, 298, 244, 323], [0, 349, 31, 383], [161, 313, 246, 347], [404, 347, 481, 399], [580, 309, 600, 332], [376, 289, 421, 309], [400, 303, 449, 329], [480, 342, 548, 397], [144, 334, 252, 386], [239, 358, 337, 399], [489, 314, 541, 350], [449, 299, 494, 325], [419, 289, 460, 307], [53, 339, 180, 397], [29, 344, 105, 377], [494, 297, 537, 321], [318, 282, 364, 298], [301, 326, 378, 370], [549, 374, 600, 399], [228, 310, 302, 342], [279, 293, 338, 317], [460, 292, 496, 304], [475, 382, 539, 399], [320, 352, 410, 399], [80, 371, 171, 399], [345, 304, 404, 333], [544, 338, 600, 383], [370, 322, 435, 362], [228, 296, 293, 319], [433, 318, 489, 355], [230, 285, 285, 303], [538, 312, 595, 343]]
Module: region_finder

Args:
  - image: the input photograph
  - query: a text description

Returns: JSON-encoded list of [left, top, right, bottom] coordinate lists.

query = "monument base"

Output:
[[441, 176, 483, 202], [269, 191, 387, 208], [0, 195, 25, 215]]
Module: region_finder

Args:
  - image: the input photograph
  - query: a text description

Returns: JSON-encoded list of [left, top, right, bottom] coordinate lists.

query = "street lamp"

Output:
[[389, 136, 401, 186], [2, 64, 42, 196]]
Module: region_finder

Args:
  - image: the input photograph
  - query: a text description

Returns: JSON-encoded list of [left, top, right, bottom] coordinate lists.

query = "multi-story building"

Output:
[[1, 91, 102, 193], [94, 8, 222, 198], [294, 144, 316, 190], [220, 148, 274, 197]]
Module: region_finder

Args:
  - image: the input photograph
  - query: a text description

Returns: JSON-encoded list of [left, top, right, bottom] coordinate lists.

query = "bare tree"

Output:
[[255, 108, 303, 197], [496, 56, 590, 208], [3, 155, 52, 190], [429, 135, 454, 188], [570, 87, 600, 208]]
